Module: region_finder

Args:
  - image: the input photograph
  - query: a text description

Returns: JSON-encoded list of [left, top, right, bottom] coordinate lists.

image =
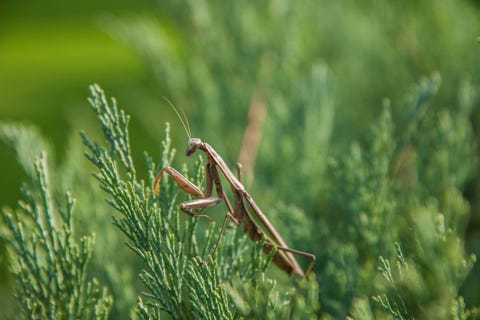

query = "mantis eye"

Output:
[[185, 146, 196, 156], [186, 138, 201, 156]]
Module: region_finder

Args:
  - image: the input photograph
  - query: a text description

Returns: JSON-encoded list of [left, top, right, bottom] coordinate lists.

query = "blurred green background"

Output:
[[2, 0, 480, 318], [2, 0, 480, 204], [0, 0, 153, 206]]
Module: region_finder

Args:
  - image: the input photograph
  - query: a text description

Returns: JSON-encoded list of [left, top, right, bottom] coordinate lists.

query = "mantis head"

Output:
[[186, 138, 202, 156]]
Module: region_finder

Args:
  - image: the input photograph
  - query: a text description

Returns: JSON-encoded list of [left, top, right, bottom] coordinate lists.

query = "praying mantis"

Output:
[[153, 102, 316, 278]]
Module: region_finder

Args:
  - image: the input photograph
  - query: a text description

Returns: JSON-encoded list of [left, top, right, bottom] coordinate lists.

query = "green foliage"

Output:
[[1, 74, 479, 318], [0, 144, 112, 318], [319, 74, 479, 319], [0, 122, 138, 319], [2, 1, 480, 319], [100, 7, 480, 318]]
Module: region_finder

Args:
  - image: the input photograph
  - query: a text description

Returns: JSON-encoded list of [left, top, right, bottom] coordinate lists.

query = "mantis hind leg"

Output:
[[263, 241, 316, 278]]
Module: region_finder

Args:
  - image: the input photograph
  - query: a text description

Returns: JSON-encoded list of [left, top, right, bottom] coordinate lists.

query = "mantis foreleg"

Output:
[[154, 166, 219, 220]]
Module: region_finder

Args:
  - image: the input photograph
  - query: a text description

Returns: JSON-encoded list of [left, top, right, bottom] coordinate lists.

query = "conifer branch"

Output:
[[2, 151, 112, 319]]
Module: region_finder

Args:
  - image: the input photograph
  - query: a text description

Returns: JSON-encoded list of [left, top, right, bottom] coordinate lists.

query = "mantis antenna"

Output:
[[163, 97, 192, 140]]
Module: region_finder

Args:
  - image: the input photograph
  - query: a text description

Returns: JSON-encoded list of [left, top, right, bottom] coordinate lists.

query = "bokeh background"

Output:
[[3, 0, 479, 205], [2, 0, 480, 318], [0, 0, 154, 206]]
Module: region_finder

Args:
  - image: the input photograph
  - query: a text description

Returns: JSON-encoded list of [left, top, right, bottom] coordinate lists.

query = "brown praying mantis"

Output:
[[153, 101, 316, 278]]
